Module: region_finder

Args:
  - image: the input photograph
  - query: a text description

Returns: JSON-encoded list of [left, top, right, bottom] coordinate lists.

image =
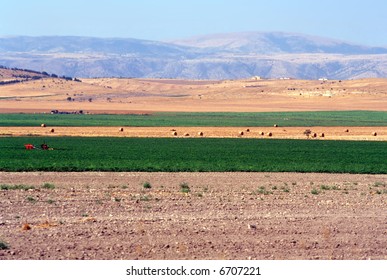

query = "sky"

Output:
[[1, 0, 387, 46]]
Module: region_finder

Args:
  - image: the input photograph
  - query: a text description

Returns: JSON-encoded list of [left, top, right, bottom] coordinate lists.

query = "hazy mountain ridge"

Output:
[[1, 32, 387, 79], [172, 32, 387, 55]]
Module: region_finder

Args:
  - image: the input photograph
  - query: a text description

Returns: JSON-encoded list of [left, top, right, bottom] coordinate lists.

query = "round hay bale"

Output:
[[345, 129, 349, 132], [259, 131, 264, 136], [246, 128, 250, 132], [198, 131, 204, 136], [312, 133, 317, 138], [320, 133, 325, 137], [239, 131, 244, 136], [50, 128, 55, 133], [41, 123, 46, 127], [266, 132, 272, 137], [372, 132, 377, 136], [274, 124, 278, 127], [119, 127, 124, 132], [172, 131, 177, 136], [184, 133, 190, 137]]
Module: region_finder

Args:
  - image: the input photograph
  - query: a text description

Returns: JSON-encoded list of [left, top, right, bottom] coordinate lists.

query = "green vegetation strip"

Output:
[[0, 111, 386, 127], [1, 137, 386, 173]]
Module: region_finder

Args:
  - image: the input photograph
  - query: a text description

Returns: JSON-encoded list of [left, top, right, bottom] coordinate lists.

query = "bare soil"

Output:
[[0, 172, 386, 260]]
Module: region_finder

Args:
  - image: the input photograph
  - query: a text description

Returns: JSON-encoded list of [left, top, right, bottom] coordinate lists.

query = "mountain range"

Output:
[[1, 32, 387, 79]]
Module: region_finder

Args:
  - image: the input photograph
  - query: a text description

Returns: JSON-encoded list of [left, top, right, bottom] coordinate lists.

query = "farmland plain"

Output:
[[0, 71, 386, 260]]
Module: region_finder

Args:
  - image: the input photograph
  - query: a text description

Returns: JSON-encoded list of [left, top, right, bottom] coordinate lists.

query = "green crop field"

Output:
[[1, 137, 386, 173], [0, 111, 386, 127]]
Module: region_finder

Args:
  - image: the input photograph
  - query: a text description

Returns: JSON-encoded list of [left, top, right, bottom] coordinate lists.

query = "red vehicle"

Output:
[[24, 143, 52, 150]]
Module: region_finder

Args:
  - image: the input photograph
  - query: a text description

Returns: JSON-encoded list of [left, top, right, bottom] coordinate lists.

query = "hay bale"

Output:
[[198, 131, 204, 136], [246, 128, 250, 132], [119, 127, 124, 132], [172, 131, 177, 136], [345, 129, 349, 132], [274, 124, 278, 127], [259, 131, 264, 136], [50, 128, 55, 133], [312, 133, 317, 138], [372, 132, 377, 136], [320, 133, 325, 137], [184, 133, 190, 137], [41, 123, 46, 127], [239, 131, 244, 136], [266, 132, 272, 137]]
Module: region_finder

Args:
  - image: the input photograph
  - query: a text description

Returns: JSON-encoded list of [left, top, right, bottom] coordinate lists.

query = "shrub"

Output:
[[143, 182, 152, 189], [42, 183, 55, 189], [26, 196, 36, 203], [0, 241, 9, 250], [180, 182, 190, 193], [1, 184, 35, 190], [311, 189, 320, 195]]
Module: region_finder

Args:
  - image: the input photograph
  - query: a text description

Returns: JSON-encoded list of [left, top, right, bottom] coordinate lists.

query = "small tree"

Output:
[[304, 129, 312, 139]]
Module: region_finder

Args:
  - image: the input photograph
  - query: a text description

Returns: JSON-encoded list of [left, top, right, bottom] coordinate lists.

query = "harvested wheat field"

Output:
[[1, 126, 386, 141], [0, 172, 386, 260]]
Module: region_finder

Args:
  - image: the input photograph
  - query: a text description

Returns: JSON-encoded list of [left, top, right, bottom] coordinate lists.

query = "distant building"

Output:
[[251, 76, 262, 80]]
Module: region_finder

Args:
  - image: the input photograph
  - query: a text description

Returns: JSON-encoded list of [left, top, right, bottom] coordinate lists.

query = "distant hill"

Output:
[[172, 32, 387, 55], [1, 33, 387, 79], [0, 36, 190, 56]]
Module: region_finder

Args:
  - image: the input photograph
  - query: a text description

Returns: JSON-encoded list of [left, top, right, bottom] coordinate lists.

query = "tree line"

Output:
[[0, 65, 81, 84]]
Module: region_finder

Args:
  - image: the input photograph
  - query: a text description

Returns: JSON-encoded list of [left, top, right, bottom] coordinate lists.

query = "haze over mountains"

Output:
[[1, 32, 387, 80]]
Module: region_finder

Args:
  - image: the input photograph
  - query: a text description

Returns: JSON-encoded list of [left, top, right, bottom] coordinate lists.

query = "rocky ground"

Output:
[[0, 172, 386, 260]]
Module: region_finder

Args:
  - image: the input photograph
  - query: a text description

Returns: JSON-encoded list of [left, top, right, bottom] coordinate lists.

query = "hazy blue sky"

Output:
[[1, 0, 386, 46]]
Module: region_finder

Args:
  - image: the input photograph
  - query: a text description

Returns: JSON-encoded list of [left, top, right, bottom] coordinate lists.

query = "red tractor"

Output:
[[24, 144, 35, 150], [24, 143, 51, 150]]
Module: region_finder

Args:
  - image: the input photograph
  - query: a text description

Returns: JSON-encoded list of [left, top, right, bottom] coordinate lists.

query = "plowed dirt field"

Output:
[[1, 172, 386, 260]]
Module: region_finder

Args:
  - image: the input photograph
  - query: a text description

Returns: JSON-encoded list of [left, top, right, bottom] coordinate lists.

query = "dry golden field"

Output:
[[1, 76, 386, 113]]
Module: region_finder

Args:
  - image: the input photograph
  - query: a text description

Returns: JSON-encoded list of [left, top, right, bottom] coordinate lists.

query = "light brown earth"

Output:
[[1, 77, 387, 113], [0, 172, 386, 260], [1, 126, 386, 141]]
